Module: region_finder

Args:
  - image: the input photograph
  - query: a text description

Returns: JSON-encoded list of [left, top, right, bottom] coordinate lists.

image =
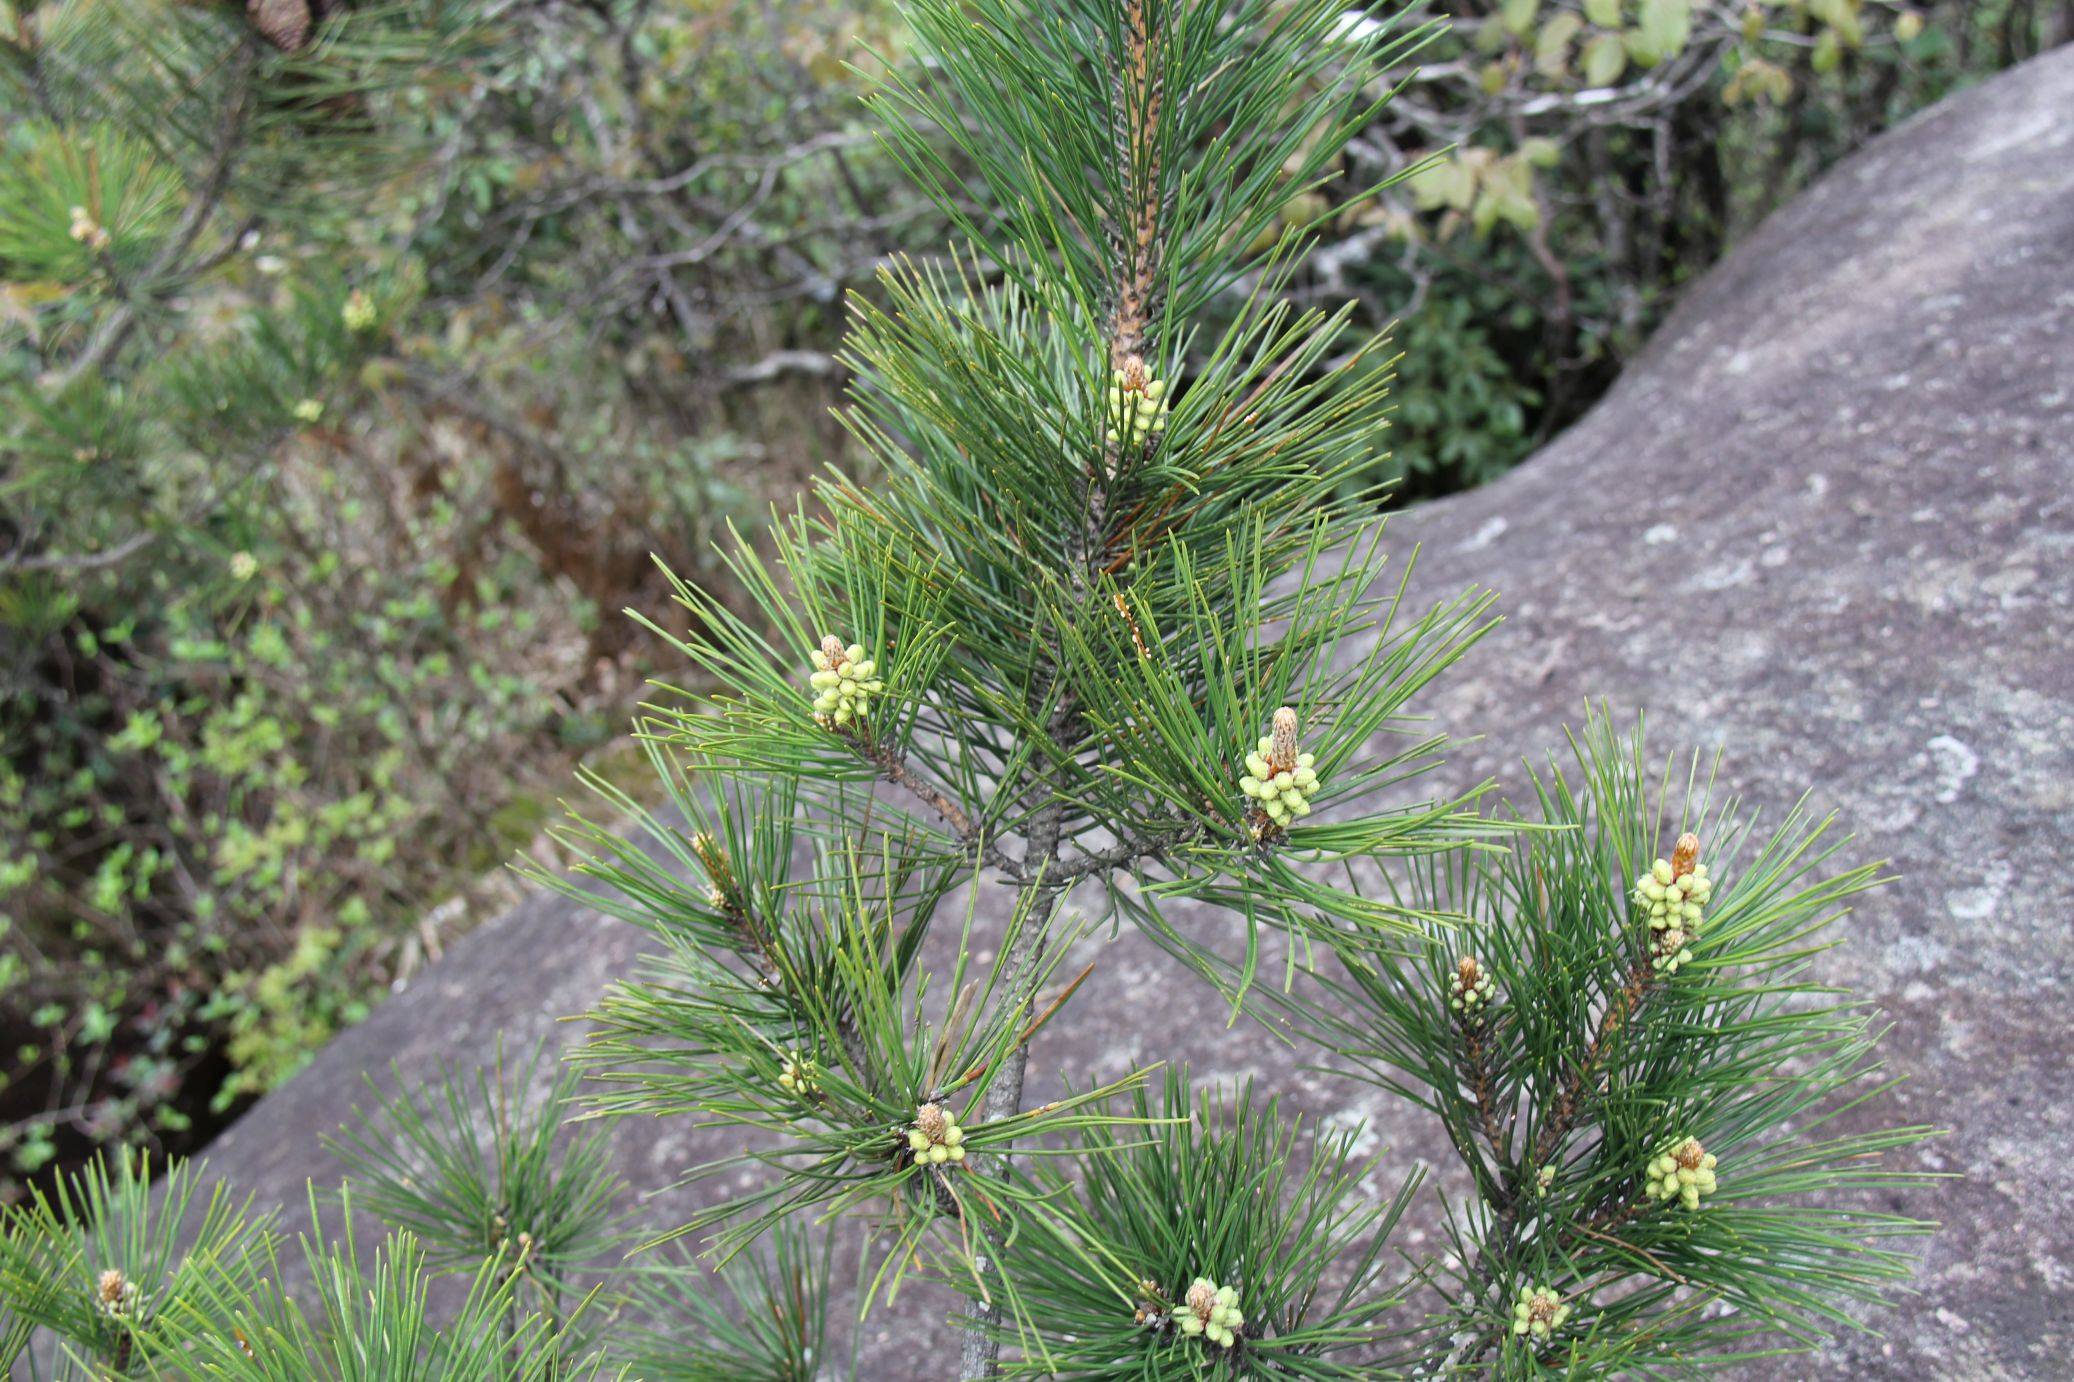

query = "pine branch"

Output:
[[862, 736, 1025, 882], [1433, 940, 1665, 1371], [957, 689, 1073, 1380], [1457, 1018, 1510, 1164], [527, 6, 1939, 1375], [954, 8, 1184, 1369], [1536, 954, 1657, 1170], [1051, 817, 1205, 882], [1103, 0, 1167, 370], [51, 38, 259, 391]]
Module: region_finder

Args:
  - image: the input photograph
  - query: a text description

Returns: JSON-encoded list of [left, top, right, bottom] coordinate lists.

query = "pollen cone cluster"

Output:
[[905, 1101, 967, 1166], [69, 206, 110, 251], [778, 1054, 819, 1099], [1647, 1134, 1719, 1210], [1240, 707, 1319, 835], [342, 288, 377, 332], [1511, 1283, 1570, 1341], [1106, 353, 1170, 447], [809, 635, 884, 730], [94, 1268, 142, 1321], [1637, 831, 1711, 974], [1449, 955, 1495, 1015], [1174, 1277, 1244, 1348]]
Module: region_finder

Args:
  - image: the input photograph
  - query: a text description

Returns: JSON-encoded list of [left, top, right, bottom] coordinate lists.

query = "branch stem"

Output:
[[866, 739, 1025, 882], [1434, 956, 1657, 1372], [955, 778, 1068, 1380], [957, 5, 1168, 1372]]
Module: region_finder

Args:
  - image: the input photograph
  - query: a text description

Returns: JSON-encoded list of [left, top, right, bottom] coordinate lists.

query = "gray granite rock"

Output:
[[195, 46, 2073, 1379]]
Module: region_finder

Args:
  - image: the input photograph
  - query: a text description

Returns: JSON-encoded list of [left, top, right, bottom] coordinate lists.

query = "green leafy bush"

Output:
[[1326, 0, 2063, 491]]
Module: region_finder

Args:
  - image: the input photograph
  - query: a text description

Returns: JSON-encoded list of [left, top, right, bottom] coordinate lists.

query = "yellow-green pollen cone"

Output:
[[777, 1054, 819, 1098], [342, 288, 377, 332], [1511, 1283, 1570, 1340], [1173, 1277, 1244, 1348], [1106, 353, 1170, 447], [1647, 1135, 1718, 1210], [904, 1101, 967, 1166], [808, 634, 884, 730], [94, 1268, 142, 1321], [1239, 706, 1319, 834], [1449, 955, 1495, 1015], [1636, 831, 1710, 973], [1652, 923, 1694, 974], [68, 205, 110, 250]]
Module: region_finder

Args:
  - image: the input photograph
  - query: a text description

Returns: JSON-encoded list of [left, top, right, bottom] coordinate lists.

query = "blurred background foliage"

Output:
[[0, 0, 2063, 1194]]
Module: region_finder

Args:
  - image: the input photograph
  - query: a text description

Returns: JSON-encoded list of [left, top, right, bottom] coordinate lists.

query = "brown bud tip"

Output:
[[819, 634, 847, 666], [97, 1269, 127, 1306], [914, 1102, 947, 1141], [1269, 707, 1299, 774], [1119, 353, 1148, 391], [247, 0, 313, 51], [1671, 832, 1700, 880], [1186, 1280, 1217, 1315], [1457, 955, 1482, 984], [1674, 1137, 1706, 1170], [690, 831, 730, 889]]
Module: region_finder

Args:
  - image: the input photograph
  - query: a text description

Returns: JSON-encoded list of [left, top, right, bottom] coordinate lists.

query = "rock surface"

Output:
[[196, 48, 2073, 1379]]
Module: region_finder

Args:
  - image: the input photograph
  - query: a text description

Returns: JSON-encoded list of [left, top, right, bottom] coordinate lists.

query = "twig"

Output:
[[1459, 1021, 1510, 1160], [719, 350, 844, 387], [864, 740, 1025, 882], [1571, 1219, 1687, 1287]]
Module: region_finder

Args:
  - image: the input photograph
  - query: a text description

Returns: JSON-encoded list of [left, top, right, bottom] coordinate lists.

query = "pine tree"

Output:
[[0, 0, 1938, 1376], [537, 0, 1937, 1377]]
